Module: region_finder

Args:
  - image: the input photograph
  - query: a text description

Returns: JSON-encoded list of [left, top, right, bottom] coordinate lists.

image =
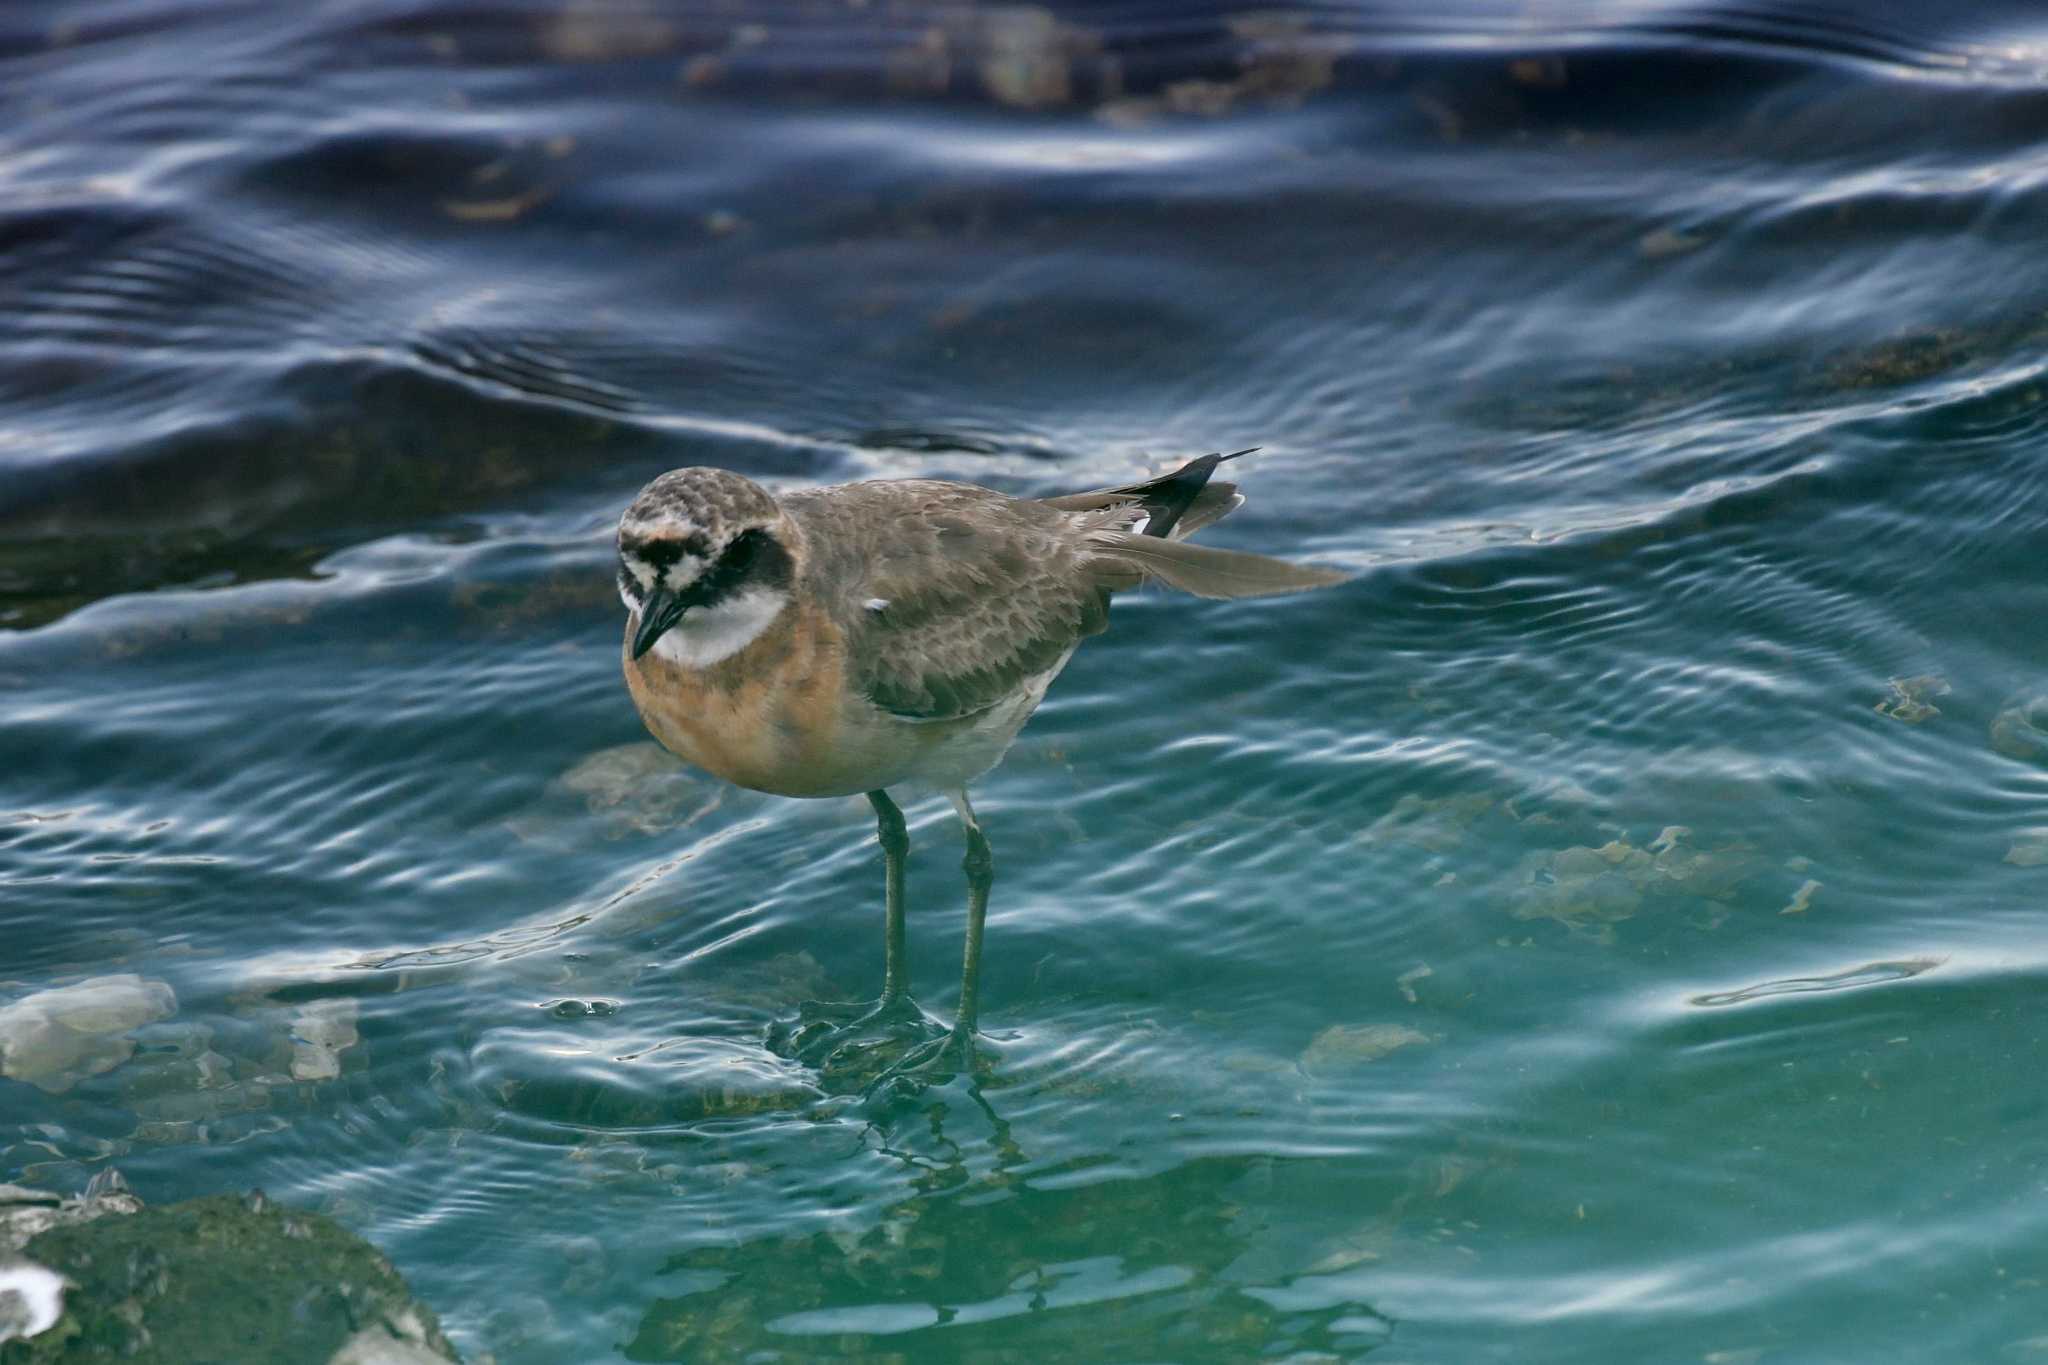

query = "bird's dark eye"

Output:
[[676, 528, 792, 610], [692, 529, 765, 602], [721, 529, 763, 575]]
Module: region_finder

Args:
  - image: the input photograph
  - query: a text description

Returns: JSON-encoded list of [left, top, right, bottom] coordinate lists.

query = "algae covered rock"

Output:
[[1504, 828, 1764, 939], [0, 1187, 458, 1364], [1, 1176, 142, 1355], [1, 1177, 141, 1261], [1506, 846, 1643, 932]]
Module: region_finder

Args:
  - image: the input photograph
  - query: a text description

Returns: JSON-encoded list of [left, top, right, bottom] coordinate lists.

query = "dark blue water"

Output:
[[8, 2, 2048, 1359]]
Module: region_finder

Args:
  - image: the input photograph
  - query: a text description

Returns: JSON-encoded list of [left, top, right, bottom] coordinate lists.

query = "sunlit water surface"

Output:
[[7, 1, 2048, 1359]]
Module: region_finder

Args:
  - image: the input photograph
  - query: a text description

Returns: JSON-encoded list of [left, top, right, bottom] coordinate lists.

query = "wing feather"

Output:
[[786, 482, 1109, 722], [782, 458, 1341, 724]]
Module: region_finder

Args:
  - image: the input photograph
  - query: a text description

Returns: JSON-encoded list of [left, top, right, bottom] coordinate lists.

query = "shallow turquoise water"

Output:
[[8, 2, 2048, 1359]]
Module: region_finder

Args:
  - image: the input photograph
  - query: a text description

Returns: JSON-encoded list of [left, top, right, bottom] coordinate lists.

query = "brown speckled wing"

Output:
[[785, 481, 1111, 722]]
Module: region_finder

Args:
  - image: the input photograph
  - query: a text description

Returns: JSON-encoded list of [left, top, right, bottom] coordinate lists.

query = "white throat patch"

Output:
[[645, 586, 789, 669]]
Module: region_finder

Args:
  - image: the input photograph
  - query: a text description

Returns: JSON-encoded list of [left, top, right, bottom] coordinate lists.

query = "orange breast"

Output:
[[622, 603, 866, 798]]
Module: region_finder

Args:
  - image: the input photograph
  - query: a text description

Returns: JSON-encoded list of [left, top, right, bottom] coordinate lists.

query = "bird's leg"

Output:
[[874, 788, 910, 1004], [768, 790, 939, 1067], [870, 790, 993, 1092], [952, 809, 993, 1039]]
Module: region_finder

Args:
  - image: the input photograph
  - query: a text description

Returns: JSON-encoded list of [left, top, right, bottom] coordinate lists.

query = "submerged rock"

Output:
[[289, 999, 362, 1082], [544, 741, 720, 838], [0, 977, 177, 1093], [1639, 225, 1705, 260], [2005, 832, 2048, 867], [1504, 828, 1764, 938], [0, 1181, 458, 1364], [1779, 878, 1822, 915], [1874, 674, 1948, 724], [1825, 329, 1970, 390], [1299, 1023, 1430, 1075], [1991, 689, 2048, 763], [1507, 846, 1643, 932], [538, 0, 675, 62], [1358, 792, 1495, 853], [976, 6, 1087, 109], [1227, 11, 1337, 104]]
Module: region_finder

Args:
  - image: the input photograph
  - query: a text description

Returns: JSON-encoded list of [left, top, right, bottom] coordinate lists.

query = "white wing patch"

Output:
[[863, 598, 889, 612]]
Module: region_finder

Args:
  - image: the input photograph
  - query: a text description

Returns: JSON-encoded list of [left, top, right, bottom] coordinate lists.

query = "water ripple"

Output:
[[7, 3, 2048, 1360], [1688, 954, 1943, 1006]]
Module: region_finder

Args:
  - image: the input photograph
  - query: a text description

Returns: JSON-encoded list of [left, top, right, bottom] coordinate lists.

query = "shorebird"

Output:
[[615, 449, 1344, 1087]]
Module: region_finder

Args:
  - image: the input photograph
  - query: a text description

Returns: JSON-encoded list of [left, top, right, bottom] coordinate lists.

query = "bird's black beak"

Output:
[[631, 585, 688, 660]]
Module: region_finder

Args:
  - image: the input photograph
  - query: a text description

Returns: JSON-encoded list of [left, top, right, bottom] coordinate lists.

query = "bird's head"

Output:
[[616, 468, 797, 664]]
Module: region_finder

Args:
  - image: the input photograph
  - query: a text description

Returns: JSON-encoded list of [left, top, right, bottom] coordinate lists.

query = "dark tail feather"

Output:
[[1132, 447, 1258, 539], [1037, 447, 1258, 537], [1084, 530, 1349, 598]]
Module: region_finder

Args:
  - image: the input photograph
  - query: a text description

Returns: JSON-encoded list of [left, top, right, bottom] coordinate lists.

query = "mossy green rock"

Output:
[[2, 1192, 457, 1364]]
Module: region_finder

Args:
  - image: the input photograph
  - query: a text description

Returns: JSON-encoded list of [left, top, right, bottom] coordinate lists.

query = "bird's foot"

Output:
[[863, 1024, 990, 1100], [765, 994, 945, 1075]]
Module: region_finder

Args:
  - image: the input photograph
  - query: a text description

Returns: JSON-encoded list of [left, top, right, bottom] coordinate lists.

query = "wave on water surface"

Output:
[[8, 2, 2048, 1362]]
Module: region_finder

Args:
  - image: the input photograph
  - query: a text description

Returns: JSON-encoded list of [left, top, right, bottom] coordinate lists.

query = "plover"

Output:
[[616, 449, 1344, 1086]]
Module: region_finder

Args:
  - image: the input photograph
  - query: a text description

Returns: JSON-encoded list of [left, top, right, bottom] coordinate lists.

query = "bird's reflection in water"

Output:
[[623, 1082, 1398, 1363]]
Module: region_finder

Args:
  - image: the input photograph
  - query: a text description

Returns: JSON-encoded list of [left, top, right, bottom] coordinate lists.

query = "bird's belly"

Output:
[[883, 651, 1073, 792], [623, 610, 871, 798], [628, 677, 810, 795], [624, 619, 1070, 799]]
